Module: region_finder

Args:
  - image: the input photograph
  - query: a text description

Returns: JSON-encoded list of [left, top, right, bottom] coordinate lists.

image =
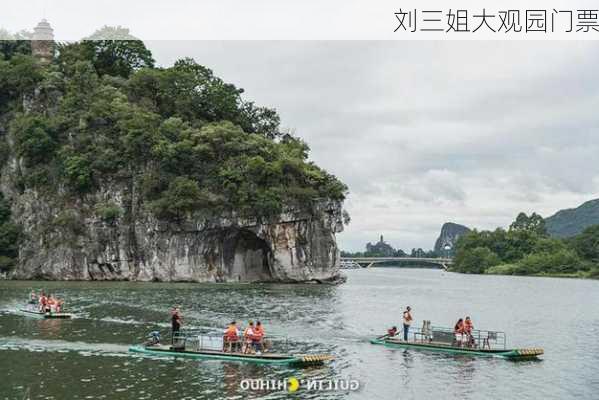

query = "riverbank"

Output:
[[0, 273, 348, 285], [451, 215, 599, 279], [481, 264, 599, 279], [447, 264, 599, 279]]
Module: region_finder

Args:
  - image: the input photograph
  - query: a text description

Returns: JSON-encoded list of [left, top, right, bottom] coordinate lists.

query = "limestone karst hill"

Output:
[[0, 25, 348, 282]]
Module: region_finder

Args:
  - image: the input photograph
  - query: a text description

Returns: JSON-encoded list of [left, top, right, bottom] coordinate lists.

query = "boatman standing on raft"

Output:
[[171, 306, 183, 344], [402, 306, 413, 341]]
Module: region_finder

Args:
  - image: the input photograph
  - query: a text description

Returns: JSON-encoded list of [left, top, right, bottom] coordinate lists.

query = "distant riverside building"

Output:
[[365, 235, 396, 257], [32, 19, 54, 65]]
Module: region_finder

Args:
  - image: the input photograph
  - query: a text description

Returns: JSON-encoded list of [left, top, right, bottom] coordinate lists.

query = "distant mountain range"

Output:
[[545, 199, 599, 238], [430, 199, 599, 250]]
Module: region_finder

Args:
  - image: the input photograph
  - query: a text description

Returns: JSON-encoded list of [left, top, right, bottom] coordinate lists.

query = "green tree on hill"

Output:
[[570, 225, 599, 262], [453, 211, 598, 278], [452, 247, 500, 274], [0, 31, 347, 237], [0, 29, 32, 60], [509, 212, 547, 236], [57, 27, 154, 78]]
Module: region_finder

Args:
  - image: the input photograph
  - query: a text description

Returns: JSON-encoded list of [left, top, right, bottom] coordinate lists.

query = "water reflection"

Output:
[[36, 318, 66, 337]]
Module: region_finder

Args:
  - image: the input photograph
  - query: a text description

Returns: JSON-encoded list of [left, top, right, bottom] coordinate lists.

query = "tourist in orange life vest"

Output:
[[223, 321, 240, 352], [252, 321, 265, 354], [242, 321, 255, 354], [402, 306, 413, 341], [454, 318, 465, 346]]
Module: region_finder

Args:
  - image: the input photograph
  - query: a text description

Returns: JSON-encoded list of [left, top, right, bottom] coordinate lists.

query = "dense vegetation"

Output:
[[452, 212, 599, 278], [0, 30, 347, 271]]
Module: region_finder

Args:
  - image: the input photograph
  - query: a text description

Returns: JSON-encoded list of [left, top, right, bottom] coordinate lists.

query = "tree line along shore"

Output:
[[450, 212, 599, 279]]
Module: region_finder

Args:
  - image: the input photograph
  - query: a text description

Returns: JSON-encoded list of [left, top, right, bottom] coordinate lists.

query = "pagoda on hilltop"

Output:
[[31, 19, 55, 65]]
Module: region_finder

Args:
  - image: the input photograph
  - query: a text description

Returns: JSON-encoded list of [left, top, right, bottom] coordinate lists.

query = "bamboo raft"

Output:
[[129, 344, 333, 365], [129, 330, 333, 366], [371, 325, 543, 361]]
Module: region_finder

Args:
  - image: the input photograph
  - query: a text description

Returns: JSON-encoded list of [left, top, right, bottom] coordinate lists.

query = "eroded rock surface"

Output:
[[3, 177, 344, 282]]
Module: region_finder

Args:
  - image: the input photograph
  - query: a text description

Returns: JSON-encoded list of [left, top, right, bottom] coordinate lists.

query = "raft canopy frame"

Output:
[[171, 328, 292, 353], [410, 326, 507, 350], [373, 324, 543, 360], [130, 328, 333, 366]]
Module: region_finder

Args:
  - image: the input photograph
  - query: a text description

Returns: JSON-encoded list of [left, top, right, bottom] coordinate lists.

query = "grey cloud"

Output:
[[390, 169, 467, 204]]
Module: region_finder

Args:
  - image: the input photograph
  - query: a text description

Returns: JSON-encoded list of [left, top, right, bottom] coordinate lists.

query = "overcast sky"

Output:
[[5, 11, 599, 251], [147, 41, 599, 251]]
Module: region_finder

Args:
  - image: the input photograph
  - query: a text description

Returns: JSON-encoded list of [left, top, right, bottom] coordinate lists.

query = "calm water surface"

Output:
[[1, 268, 598, 400]]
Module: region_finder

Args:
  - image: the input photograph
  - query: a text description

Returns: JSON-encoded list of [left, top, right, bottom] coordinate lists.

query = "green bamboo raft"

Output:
[[19, 309, 73, 319], [129, 344, 333, 366], [371, 326, 543, 360]]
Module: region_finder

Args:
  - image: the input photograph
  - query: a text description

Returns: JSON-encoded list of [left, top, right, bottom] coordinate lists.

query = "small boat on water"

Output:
[[20, 291, 72, 319], [129, 330, 333, 366], [371, 325, 543, 361], [19, 308, 73, 319]]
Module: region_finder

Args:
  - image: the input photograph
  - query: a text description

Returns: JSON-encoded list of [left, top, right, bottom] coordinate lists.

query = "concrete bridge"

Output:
[[340, 257, 453, 270]]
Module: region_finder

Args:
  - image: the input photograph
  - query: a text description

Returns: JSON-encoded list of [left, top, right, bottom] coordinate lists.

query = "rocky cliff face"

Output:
[[1, 162, 345, 283], [433, 222, 470, 254]]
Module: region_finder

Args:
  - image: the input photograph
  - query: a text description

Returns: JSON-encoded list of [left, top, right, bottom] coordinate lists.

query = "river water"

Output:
[[1, 268, 598, 400]]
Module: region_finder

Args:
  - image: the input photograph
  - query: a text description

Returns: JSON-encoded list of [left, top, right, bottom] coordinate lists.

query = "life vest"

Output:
[[253, 326, 265, 340], [39, 296, 47, 306], [224, 325, 238, 340], [387, 328, 397, 336]]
